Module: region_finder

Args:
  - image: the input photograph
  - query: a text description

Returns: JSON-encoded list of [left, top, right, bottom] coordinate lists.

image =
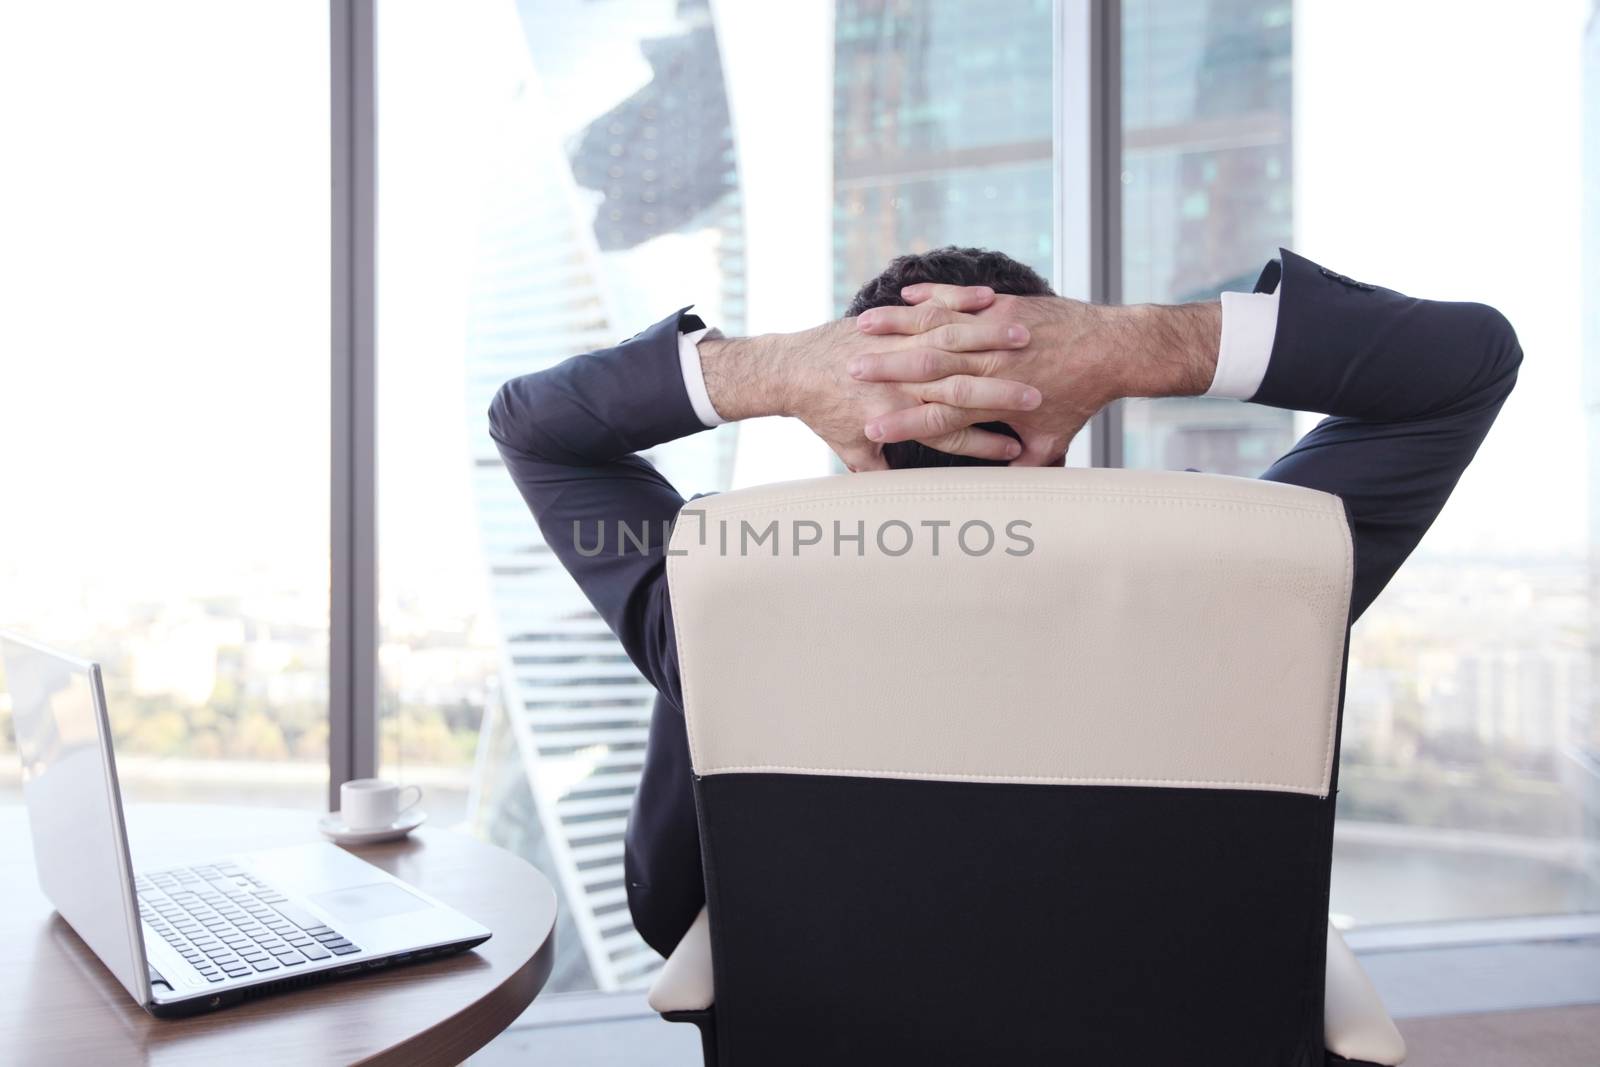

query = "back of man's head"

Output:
[[845, 246, 1055, 469]]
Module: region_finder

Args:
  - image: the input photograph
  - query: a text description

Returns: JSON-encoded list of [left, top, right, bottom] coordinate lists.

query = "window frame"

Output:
[[1055, 0, 1125, 468], [328, 0, 378, 809]]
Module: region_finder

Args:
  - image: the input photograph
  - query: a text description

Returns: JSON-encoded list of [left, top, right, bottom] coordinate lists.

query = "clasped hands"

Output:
[[847, 285, 1107, 469], [697, 286, 1220, 471]]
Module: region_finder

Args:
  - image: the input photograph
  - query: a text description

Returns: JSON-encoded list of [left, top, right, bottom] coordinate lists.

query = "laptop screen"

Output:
[[1, 635, 148, 1004]]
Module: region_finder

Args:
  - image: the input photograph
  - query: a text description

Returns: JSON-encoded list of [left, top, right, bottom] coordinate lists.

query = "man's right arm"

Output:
[[848, 249, 1522, 619], [1084, 248, 1521, 619], [1250, 250, 1522, 619]]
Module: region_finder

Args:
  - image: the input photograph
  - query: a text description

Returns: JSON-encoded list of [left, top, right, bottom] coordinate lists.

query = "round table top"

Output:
[[0, 803, 558, 1067]]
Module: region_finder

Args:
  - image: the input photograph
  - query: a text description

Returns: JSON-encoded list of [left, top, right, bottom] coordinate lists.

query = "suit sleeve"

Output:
[[487, 307, 711, 957], [1250, 249, 1522, 620]]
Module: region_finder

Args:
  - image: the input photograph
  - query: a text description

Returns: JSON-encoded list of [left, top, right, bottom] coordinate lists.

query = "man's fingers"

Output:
[[900, 282, 997, 313], [917, 426, 1024, 462], [849, 345, 1018, 384], [848, 347, 977, 383], [924, 321, 1029, 352], [855, 303, 958, 336], [848, 338, 1024, 386], [865, 402, 1004, 445], [914, 375, 1041, 413], [856, 305, 1030, 351]]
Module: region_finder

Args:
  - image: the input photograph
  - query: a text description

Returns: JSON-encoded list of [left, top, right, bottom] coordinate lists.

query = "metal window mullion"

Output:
[[329, 0, 378, 809], [1054, 0, 1123, 468]]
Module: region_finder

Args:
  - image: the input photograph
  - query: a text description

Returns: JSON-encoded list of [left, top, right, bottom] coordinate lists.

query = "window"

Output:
[[377, 0, 1053, 995], [1120, 0, 1600, 927], [0, 2, 330, 808], [8, 2, 1579, 1034]]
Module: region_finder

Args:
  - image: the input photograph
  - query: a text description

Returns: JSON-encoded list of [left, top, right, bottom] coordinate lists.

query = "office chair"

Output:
[[649, 467, 1407, 1067]]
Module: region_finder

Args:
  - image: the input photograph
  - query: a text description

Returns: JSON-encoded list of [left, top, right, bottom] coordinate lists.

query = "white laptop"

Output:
[[1, 632, 491, 1017]]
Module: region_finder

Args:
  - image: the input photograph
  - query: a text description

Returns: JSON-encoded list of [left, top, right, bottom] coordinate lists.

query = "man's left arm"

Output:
[[489, 308, 725, 960], [488, 309, 708, 707], [488, 305, 1040, 957]]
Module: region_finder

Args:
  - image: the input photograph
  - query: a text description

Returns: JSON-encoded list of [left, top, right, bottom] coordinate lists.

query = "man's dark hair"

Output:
[[845, 246, 1054, 469]]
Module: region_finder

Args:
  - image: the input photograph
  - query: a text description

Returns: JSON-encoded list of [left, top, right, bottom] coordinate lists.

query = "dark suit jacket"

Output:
[[487, 249, 1522, 959]]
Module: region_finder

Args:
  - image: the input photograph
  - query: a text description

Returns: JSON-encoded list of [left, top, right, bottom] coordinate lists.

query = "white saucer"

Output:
[[318, 808, 427, 845]]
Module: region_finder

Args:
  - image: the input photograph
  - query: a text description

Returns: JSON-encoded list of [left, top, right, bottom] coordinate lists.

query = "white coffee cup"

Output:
[[339, 778, 422, 830]]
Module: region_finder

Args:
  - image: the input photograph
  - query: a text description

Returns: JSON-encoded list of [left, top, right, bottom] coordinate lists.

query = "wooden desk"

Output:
[[0, 804, 558, 1066]]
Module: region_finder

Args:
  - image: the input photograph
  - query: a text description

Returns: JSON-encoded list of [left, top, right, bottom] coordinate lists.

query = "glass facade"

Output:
[[832, 0, 1054, 313], [1119, 0, 1296, 476]]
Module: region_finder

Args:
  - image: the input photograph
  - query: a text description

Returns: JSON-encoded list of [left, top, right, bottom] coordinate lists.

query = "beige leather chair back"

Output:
[[669, 467, 1352, 794], [662, 467, 1401, 1066]]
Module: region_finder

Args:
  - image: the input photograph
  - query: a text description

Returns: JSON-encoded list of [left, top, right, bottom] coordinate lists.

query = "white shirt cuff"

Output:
[[1206, 289, 1280, 400], [678, 325, 726, 427]]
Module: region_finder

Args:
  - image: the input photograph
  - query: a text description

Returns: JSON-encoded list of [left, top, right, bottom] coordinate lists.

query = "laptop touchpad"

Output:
[[311, 882, 430, 922]]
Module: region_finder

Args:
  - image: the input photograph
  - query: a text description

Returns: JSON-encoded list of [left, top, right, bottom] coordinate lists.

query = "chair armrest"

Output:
[[648, 907, 714, 1014], [1325, 923, 1406, 1065]]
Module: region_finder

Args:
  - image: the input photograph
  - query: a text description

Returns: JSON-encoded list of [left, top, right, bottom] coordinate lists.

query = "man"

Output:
[[488, 246, 1521, 959]]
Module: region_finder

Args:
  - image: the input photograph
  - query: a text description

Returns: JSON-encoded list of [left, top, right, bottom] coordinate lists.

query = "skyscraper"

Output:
[[831, 0, 1054, 312], [1120, 0, 1296, 476], [463, 0, 745, 992], [463, 84, 650, 992]]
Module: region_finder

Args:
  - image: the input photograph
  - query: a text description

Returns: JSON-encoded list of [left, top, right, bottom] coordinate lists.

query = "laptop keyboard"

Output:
[[136, 861, 361, 983]]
